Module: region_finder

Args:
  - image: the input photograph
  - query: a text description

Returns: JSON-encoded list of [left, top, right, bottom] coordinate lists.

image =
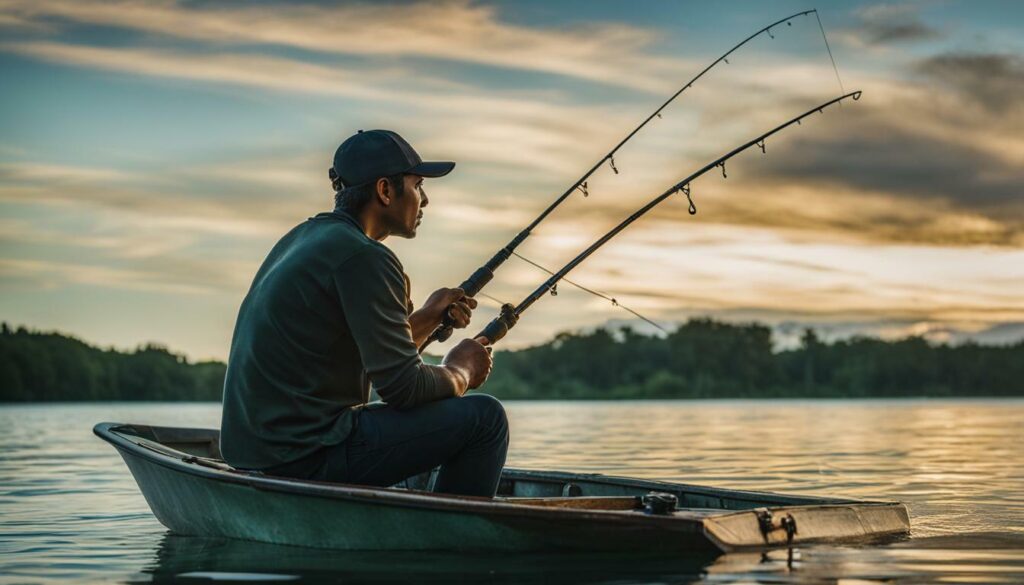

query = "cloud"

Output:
[[427, 60, 1020, 248], [0, 217, 196, 259], [0, 10, 51, 32], [430, 202, 534, 230], [848, 3, 943, 46], [0, 152, 581, 247], [653, 59, 1024, 247], [0, 0, 685, 93], [917, 52, 1024, 116], [0, 257, 247, 295], [724, 253, 850, 274], [2, 39, 638, 182], [502, 157, 1023, 250], [3, 41, 404, 101], [765, 114, 1024, 208], [0, 162, 300, 237], [0, 161, 138, 183]]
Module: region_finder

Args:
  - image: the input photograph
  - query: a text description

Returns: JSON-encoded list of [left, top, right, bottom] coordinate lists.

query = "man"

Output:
[[220, 129, 507, 497]]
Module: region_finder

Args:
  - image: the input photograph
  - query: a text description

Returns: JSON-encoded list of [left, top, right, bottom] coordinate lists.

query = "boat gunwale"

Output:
[[94, 422, 906, 531]]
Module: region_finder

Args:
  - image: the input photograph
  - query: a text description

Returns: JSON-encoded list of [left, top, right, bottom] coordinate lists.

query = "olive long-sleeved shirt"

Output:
[[220, 210, 457, 470]]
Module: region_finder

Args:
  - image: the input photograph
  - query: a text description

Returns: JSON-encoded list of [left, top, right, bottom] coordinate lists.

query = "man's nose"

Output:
[[421, 190, 429, 207]]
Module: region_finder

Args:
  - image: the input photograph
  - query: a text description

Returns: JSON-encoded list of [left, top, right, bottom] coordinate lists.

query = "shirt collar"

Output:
[[312, 209, 365, 231]]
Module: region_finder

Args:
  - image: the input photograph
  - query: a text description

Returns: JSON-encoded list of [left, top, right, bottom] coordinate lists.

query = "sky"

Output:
[[1, 0, 1022, 360]]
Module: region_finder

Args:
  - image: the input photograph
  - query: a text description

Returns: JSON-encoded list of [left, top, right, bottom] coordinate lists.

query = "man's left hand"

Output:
[[421, 287, 478, 329]]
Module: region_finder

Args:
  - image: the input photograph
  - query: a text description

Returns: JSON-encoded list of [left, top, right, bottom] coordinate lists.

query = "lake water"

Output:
[[1, 400, 1022, 583]]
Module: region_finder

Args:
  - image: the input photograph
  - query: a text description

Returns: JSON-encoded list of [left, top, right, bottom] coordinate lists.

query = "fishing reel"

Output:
[[477, 303, 519, 346]]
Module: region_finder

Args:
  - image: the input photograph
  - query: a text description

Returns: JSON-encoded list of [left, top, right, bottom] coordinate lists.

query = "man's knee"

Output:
[[463, 394, 508, 432]]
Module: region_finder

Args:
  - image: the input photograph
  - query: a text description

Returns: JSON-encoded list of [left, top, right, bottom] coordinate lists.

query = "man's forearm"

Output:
[[408, 309, 438, 350], [377, 363, 466, 410], [439, 363, 470, 396]]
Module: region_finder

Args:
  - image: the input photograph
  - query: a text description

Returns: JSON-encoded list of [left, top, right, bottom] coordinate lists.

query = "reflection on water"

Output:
[[144, 534, 712, 583], [1, 400, 1022, 583]]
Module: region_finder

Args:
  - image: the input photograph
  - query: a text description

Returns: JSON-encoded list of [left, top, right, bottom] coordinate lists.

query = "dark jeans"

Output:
[[277, 394, 509, 497]]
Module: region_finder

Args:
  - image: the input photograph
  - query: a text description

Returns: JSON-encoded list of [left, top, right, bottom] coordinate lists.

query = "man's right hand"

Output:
[[420, 287, 477, 330], [442, 337, 493, 393]]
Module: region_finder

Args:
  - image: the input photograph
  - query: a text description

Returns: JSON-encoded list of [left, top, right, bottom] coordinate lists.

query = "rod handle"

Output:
[[427, 266, 495, 344]]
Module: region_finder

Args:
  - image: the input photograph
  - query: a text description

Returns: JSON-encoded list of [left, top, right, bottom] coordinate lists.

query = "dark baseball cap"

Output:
[[331, 129, 455, 189]]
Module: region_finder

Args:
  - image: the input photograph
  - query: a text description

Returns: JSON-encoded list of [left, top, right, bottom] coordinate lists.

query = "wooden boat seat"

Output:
[[498, 496, 642, 510], [496, 497, 727, 515]]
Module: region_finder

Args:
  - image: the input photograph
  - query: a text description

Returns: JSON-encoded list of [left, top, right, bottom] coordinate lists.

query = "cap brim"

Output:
[[408, 161, 455, 178]]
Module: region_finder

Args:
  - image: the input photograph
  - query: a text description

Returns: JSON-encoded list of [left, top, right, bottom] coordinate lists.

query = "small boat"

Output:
[[95, 422, 909, 554]]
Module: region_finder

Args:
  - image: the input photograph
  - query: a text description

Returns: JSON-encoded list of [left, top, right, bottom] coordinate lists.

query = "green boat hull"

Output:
[[95, 422, 910, 553]]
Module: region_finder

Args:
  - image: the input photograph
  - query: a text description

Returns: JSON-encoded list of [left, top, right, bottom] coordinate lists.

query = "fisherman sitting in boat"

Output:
[[220, 130, 508, 497]]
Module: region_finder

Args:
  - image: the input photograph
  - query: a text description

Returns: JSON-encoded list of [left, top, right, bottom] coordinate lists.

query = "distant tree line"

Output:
[[1, 320, 1021, 402], [0, 324, 225, 402], [483, 320, 1024, 399]]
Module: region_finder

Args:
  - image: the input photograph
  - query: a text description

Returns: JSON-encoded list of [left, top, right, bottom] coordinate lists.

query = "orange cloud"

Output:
[[0, 0, 686, 92]]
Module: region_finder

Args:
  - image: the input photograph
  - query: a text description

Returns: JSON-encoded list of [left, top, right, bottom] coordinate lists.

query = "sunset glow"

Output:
[[1, 0, 1021, 358]]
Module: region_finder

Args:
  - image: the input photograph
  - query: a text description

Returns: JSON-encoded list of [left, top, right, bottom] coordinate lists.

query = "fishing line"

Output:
[[511, 252, 667, 333], [814, 10, 846, 95], [476, 291, 509, 308]]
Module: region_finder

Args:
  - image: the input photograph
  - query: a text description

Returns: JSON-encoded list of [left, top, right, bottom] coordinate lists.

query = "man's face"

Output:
[[391, 174, 427, 239]]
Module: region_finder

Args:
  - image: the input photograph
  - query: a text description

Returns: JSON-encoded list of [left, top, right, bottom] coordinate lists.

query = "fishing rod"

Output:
[[473, 90, 863, 346], [425, 9, 824, 347]]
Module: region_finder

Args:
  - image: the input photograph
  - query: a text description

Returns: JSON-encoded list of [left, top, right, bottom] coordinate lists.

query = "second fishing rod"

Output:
[[424, 9, 825, 348], [474, 90, 863, 346]]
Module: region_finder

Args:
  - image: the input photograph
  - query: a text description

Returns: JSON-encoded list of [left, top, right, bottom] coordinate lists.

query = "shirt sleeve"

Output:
[[334, 244, 456, 410]]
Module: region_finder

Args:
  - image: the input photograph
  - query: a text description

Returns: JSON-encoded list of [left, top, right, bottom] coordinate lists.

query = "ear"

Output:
[[375, 177, 392, 206]]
